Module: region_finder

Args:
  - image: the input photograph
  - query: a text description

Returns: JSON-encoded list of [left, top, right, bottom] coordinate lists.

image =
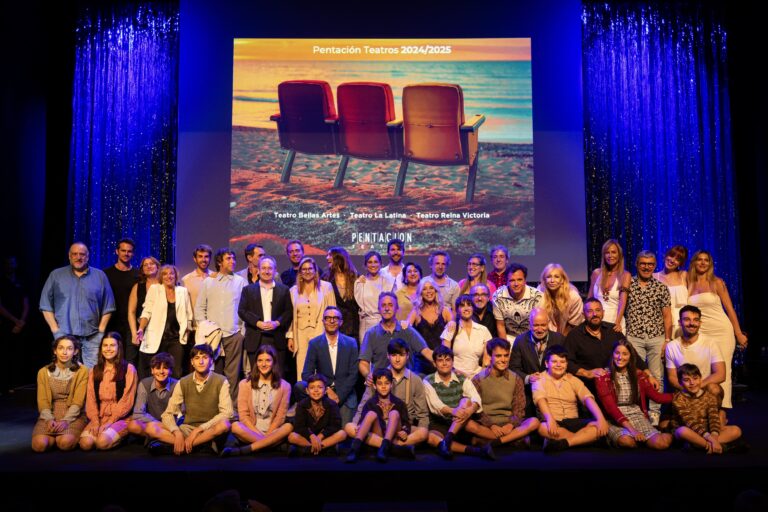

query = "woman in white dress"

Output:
[[589, 239, 631, 333], [687, 250, 748, 408], [354, 251, 395, 340], [653, 245, 689, 338], [539, 263, 584, 336]]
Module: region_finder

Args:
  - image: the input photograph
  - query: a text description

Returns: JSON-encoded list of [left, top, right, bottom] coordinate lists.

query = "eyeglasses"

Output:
[[467, 262, 482, 267], [637, 262, 655, 268], [472, 293, 489, 297], [323, 316, 341, 322], [300, 267, 315, 273]]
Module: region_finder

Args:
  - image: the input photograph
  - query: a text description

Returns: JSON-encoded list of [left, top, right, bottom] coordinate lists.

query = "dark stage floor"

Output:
[[1, 386, 767, 512]]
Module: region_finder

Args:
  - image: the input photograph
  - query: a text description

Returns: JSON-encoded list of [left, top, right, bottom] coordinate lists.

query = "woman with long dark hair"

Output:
[[223, 345, 293, 456], [325, 247, 360, 340], [595, 340, 673, 450], [32, 336, 88, 452], [79, 332, 137, 450]]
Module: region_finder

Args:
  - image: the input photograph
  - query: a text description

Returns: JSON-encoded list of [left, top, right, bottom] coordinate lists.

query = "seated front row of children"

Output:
[[32, 337, 746, 457]]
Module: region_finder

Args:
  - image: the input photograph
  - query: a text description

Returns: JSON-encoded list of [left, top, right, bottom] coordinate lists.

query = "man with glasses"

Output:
[[238, 256, 292, 377], [297, 306, 359, 424], [625, 250, 672, 425], [470, 283, 497, 337]]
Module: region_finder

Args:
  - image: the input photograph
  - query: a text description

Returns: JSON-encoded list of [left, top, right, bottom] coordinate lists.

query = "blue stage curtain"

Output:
[[68, 3, 179, 267], [582, 2, 742, 312]]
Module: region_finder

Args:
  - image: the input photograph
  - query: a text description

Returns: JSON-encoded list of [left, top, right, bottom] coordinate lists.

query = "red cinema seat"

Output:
[[334, 82, 403, 188], [269, 80, 339, 183]]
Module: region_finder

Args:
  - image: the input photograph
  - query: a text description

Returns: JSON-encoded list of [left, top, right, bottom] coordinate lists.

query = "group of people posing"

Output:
[[32, 237, 748, 458]]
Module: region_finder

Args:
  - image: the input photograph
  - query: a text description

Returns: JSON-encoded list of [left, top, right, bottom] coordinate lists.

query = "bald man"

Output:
[[40, 243, 115, 368]]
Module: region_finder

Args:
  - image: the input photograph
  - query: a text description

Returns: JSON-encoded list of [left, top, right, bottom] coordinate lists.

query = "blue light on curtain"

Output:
[[69, 3, 179, 268], [582, 2, 742, 312]]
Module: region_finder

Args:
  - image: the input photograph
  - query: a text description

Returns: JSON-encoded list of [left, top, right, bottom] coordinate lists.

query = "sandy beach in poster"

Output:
[[230, 126, 533, 257]]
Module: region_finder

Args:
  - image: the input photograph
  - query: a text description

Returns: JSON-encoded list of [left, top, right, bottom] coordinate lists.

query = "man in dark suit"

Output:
[[297, 306, 359, 424], [238, 256, 293, 378], [510, 308, 565, 416]]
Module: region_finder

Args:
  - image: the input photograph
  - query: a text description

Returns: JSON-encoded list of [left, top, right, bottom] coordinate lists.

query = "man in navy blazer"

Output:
[[238, 256, 293, 375], [298, 305, 359, 424], [510, 308, 565, 417]]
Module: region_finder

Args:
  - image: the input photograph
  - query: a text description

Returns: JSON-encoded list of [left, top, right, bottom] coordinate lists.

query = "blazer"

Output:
[[288, 280, 336, 345], [139, 284, 193, 354], [510, 329, 565, 381], [301, 332, 359, 406], [238, 281, 293, 352], [236, 378, 291, 434]]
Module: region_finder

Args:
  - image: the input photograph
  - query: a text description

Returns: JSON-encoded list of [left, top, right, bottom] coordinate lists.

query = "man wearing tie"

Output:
[[510, 308, 565, 416], [238, 256, 293, 377], [297, 306, 359, 424]]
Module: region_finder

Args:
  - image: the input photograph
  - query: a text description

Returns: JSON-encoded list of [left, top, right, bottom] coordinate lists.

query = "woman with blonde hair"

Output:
[[687, 250, 747, 408], [289, 257, 336, 376], [538, 263, 584, 336], [406, 279, 454, 374], [457, 253, 497, 296], [588, 239, 631, 332], [136, 264, 193, 379]]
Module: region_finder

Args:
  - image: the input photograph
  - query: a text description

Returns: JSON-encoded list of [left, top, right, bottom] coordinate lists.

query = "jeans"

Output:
[[627, 333, 665, 414], [73, 331, 105, 369]]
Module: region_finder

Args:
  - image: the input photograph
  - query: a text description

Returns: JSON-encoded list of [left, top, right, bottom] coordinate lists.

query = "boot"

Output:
[[390, 442, 416, 460], [376, 439, 391, 463], [345, 439, 363, 463]]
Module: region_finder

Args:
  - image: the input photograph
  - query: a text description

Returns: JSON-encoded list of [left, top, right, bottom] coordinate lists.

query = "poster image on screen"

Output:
[[230, 38, 533, 258]]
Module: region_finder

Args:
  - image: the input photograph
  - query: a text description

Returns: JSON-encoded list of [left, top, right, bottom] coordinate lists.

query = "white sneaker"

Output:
[[648, 411, 660, 427]]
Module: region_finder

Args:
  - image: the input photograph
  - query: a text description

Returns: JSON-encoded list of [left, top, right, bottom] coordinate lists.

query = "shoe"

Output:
[[511, 436, 531, 451], [723, 439, 750, 454], [390, 443, 416, 460], [437, 440, 453, 460], [147, 440, 170, 456], [543, 438, 569, 454], [648, 411, 660, 427], [345, 439, 363, 463], [465, 444, 496, 460]]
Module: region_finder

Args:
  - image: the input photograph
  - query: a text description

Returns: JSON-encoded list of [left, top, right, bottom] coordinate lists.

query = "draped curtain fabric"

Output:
[[68, 3, 179, 267], [582, 1, 741, 312]]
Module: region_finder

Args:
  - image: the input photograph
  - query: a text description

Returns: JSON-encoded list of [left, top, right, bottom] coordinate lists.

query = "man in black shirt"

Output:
[[104, 238, 140, 366], [470, 283, 497, 337]]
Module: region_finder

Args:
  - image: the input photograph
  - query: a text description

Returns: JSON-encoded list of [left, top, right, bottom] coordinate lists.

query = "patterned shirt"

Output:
[[492, 285, 543, 340], [625, 277, 671, 338]]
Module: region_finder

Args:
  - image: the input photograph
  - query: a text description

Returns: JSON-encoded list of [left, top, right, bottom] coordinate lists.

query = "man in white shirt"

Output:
[[195, 248, 248, 403], [492, 262, 543, 342], [665, 305, 725, 401], [381, 238, 405, 289], [181, 244, 213, 322]]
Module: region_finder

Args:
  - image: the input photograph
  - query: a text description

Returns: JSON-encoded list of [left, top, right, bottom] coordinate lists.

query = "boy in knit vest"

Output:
[[533, 344, 608, 453], [466, 338, 540, 447], [423, 345, 494, 459], [127, 352, 178, 446], [155, 344, 232, 455]]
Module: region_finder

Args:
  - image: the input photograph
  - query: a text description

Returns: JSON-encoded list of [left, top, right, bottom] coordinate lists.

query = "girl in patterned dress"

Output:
[[32, 336, 89, 452], [595, 340, 673, 449], [79, 332, 137, 451]]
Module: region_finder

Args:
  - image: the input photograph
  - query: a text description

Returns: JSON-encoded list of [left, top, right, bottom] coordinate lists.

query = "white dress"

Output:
[[688, 292, 735, 408], [593, 276, 625, 333], [653, 272, 688, 338]]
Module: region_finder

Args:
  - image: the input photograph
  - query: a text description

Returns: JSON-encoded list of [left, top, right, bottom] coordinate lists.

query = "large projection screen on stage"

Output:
[[177, 0, 587, 280]]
